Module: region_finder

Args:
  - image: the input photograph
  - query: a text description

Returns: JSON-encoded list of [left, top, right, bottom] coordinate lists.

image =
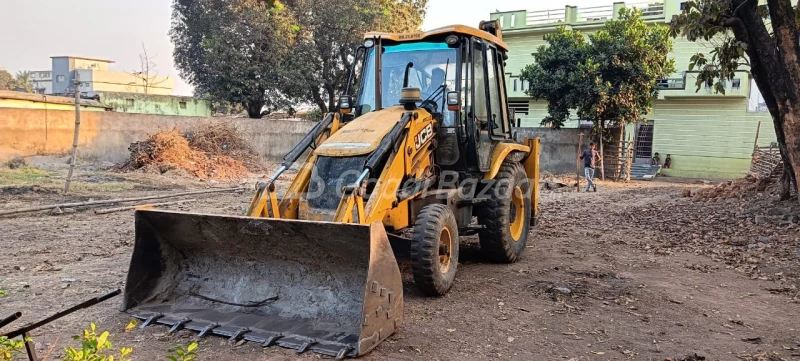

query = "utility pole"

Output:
[[576, 132, 584, 192], [63, 73, 81, 196]]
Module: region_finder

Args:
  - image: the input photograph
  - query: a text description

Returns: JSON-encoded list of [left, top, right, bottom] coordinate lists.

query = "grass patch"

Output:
[[0, 167, 56, 186]]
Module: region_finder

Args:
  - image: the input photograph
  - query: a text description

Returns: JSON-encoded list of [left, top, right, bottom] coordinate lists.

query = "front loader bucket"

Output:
[[122, 209, 403, 359]]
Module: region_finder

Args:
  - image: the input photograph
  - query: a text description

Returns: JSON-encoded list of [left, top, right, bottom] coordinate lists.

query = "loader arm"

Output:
[[340, 109, 437, 228], [246, 112, 344, 218]]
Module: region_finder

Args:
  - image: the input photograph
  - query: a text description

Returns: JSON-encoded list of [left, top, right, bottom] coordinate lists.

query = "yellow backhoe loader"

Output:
[[122, 20, 541, 359]]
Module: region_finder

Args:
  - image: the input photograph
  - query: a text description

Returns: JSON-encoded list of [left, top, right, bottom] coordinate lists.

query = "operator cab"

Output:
[[339, 22, 515, 174]]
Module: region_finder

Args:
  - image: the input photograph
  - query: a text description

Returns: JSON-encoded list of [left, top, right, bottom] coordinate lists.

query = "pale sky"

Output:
[[0, 0, 607, 96]]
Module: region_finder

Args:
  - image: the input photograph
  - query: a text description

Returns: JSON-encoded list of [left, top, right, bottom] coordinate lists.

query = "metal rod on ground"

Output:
[[577, 133, 584, 191], [2, 290, 121, 339], [0, 187, 242, 217], [0, 312, 22, 329], [94, 199, 197, 215], [63, 74, 81, 196]]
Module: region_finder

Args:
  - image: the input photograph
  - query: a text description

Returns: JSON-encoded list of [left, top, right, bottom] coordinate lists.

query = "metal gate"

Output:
[[634, 123, 654, 164]]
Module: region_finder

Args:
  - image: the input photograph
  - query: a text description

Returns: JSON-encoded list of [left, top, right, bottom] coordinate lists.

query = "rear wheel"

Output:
[[476, 161, 531, 263], [410, 204, 459, 296]]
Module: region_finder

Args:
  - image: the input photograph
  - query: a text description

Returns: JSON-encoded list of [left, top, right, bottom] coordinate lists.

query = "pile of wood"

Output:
[[119, 128, 249, 180], [186, 122, 263, 170]]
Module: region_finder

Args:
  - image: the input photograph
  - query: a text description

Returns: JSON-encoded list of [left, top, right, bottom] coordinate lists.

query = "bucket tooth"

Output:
[[140, 313, 163, 328], [262, 334, 283, 347], [169, 318, 190, 334], [296, 340, 316, 354], [197, 323, 219, 338], [229, 328, 250, 342], [335, 347, 354, 360]]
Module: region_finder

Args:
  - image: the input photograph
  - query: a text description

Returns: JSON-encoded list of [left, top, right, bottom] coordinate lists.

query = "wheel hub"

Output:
[[439, 227, 453, 273], [509, 186, 525, 241]]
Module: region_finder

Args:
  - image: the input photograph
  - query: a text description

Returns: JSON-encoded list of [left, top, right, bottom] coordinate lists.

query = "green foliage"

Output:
[[670, 1, 750, 94], [0, 70, 15, 91], [172, 0, 299, 118], [0, 336, 25, 361], [670, 0, 799, 198], [165, 342, 198, 361], [0, 70, 30, 92], [301, 107, 323, 121], [171, 0, 427, 118], [286, 0, 427, 113], [63, 323, 133, 361], [0, 279, 6, 297], [520, 8, 674, 129], [14, 71, 33, 93]]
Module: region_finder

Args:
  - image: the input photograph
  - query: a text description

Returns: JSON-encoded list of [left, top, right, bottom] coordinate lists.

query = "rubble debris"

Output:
[[118, 128, 248, 180], [692, 174, 773, 201], [5, 156, 27, 169]]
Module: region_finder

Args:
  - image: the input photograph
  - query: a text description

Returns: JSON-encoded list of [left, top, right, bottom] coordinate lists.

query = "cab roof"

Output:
[[364, 24, 509, 52]]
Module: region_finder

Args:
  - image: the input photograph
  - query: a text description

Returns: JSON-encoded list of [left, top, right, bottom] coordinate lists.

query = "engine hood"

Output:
[[315, 106, 429, 157]]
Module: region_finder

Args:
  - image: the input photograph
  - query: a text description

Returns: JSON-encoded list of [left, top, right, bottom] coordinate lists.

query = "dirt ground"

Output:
[[1, 161, 799, 361]]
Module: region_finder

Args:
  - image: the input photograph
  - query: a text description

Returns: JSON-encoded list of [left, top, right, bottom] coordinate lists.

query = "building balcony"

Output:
[[657, 71, 751, 99], [491, 1, 680, 31], [505, 71, 752, 101]]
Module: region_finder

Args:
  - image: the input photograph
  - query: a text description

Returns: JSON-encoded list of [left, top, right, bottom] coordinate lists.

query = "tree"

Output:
[[0, 69, 15, 90], [671, 0, 799, 200], [171, 0, 299, 118], [14, 71, 33, 92], [280, 0, 428, 114], [130, 44, 169, 94], [520, 8, 674, 130]]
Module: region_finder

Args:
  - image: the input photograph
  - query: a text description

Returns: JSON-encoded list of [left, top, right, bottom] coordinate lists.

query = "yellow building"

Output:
[[51, 56, 173, 96]]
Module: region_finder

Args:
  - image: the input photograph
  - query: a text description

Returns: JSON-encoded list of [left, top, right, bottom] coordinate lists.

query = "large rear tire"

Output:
[[410, 204, 459, 296], [476, 161, 531, 263]]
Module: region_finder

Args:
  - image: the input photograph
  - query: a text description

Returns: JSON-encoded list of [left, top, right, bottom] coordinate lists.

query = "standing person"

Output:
[[579, 142, 602, 192]]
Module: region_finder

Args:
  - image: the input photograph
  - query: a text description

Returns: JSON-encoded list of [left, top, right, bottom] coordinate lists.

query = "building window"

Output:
[[732, 78, 741, 89], [125, 99, 134, 107], [155, 104, 161, 111], [179, 101, 187, 109], [31, 73, 36, 79], [680, 2, 686, 10], [56, 75, 65, 83], [510, 14, 516, 28]]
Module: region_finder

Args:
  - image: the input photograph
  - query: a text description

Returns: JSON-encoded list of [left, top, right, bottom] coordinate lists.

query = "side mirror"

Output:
[[446, 91, 460, 111], [338, 95, 352, 114]]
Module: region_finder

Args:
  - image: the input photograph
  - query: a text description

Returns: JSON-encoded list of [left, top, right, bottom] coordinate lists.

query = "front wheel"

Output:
[[476, 161, 532, 263], [410, 204, 459, 296]]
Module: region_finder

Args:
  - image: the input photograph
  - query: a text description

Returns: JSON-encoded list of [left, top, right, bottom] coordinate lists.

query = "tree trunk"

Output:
[[779, 107, 800, 199], [325, 83, 336, 112], [246, 100, 265, 119], [733, 5, 799, 199]]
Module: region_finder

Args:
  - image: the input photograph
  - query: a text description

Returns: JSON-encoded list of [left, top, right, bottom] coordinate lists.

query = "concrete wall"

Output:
[[515, 127, 586, 174], [0, 108, 314, 163]]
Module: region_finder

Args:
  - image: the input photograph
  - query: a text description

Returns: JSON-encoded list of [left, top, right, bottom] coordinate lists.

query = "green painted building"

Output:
[[491, 1, 776, 179], [98, 92, 211, 117]]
